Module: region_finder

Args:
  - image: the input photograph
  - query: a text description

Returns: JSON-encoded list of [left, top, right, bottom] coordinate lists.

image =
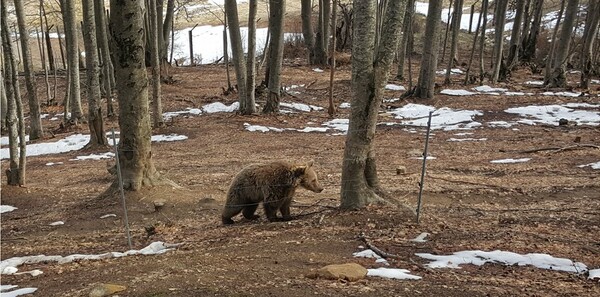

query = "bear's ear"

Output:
[[292, 165, 306, 177], [307, 160, 314, 168]]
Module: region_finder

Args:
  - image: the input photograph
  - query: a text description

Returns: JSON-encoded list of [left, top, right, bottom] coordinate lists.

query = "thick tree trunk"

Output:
[[479, 0, 489, 82], [544, 0, 566, 82], [507, 0, 526, 68], [581, 0, 600, 89], [521, 0, 544, 61], [1, 56, 7, 131], [110, 0, 162, 190], [61, 0, 84, 124], [314, 0, 331, 65], [2, 0, 26, 185], [243, 0, 258, 115], [546, 0, 579, 88], [396, 0, 415, 80], [224, 0, 248, 109], [415, 0, 442, 99], [263, 0, 286, 114], [149, 0, 164, 127], [490, 0, 509, 83], [94, 0, 115, 117], [82, 0, 108, 147], [301, 0, 316, 64], [15, 0, 44, 140], [444, 0, 463, 84], [340, 0, 404, 209], [162, 0, 175, 61]]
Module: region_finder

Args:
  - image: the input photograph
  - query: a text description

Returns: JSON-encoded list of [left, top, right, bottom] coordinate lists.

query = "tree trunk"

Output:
[[243, 0, 258, 115], [546, 0, 579, 88], [396, 0, 415, 80], [340, 0, 404, 209], [464, 3, 483, 84], [2, 0, 26, 185], [82, 0, 108, 147], [110, 0, 162, 190], [162, 0, 175, 62], [94, 0, 115, 117], [441, 0, 453, 64], [479, 0, 489, 82], [1, 49, 7, 131], [15, 0, 44, 140], [507, 0, 526, 68], [544, 0, 566, 82], [148, 0, 164, 127], [444, 0, 463, 84], [61, 0, 84, 124], [415, 0, 443, 99], [581, 0, 600, 89], [224, 0, 248, 110], [328, 0, 338, 117], [314, 0, 331, 65], [490, 0, 509, 83], [263, 0, 286, 114], [301, 0, 316, 64], [521, 0, 544, 61]]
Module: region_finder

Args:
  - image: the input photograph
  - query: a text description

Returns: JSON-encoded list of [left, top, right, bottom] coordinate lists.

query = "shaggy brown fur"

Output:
[[221, 161, 323, 224]]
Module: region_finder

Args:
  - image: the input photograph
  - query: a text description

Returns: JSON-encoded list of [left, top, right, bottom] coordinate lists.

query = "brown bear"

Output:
[[221, 161, 324, 225]]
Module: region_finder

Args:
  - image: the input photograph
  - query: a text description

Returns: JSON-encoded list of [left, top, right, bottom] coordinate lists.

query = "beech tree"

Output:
[[507, 0, 526, 68], [301, 0, 330, 65], [61, 0, 84, 124], [2, 0, 26, 185], [14, 0, 44, 140], [224, 0, 250, 114], [148, 0, 164, 127], [110, 0, 163, 190], [490, 0, 509, 83], [245, 0, 258, 114], [94, 0, 115, 117], [340, 0, 405, 209], [263, 0, 285, 113], [82, 0, 107, 147], [415, 0, 442, 98], [444, 0, 463, 84], [546, 0, 580, 87], [396, 0, 415, 80], [521, 0, 544, 61], [581, 0, 600, 89]]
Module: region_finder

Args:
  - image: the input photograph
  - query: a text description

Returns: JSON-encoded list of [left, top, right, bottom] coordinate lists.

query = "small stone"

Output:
[[306, 263, 368, 282], [153, 199, 166, 212], [574, 136, 581, 143], [396, 166, 407, 175], [558, 118, 569, 126], [89, 284, 126, 297]]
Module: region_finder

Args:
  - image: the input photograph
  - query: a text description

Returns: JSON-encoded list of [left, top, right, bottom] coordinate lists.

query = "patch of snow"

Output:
[[473, 85, 508, 93], [280, 102, 323, 112], [1, 205, 18, 214], [490, 158, 531, 164], [0, 135, 30, 146], [504, 91, 532, 96], [339, 102, 351, 109], [410, 232, 430, 243], [413, 156, 437, 160], [295, 127, 329, 133], [202, 102, 239, 113], [243, 123, 283, 133], [383, 98, 400, 103], [100, 214, 117, 219], [440, 89, 478, 96], [436, 68, 464, 75], [447, 138, 487, 142], [385, 84, 406, 91], [487, 121, 513, 128], [15, 270, 43, 277], [353, 249, 389, 266], [312, 68, 324, 73], [367, 268, 422, 280], [49, 221, 64, 226], [0, 286, 38, 297], [505, 105, 600, 126], [70, 152, 115, 161], [322, 119, 349, 134], [578, 161, 600, 170], [541, 91, 581, 97], [589, 269, 600, 280], [390, 104, 483, 131], [152, 134, 189, 142], [45, 162, 64, 166], [0, 242, 182, 275], [454, 132, 473, 136], [163, 108, 203, 120], [416, 250, 588, 273], [564, 103, 600, 108], [525, 80, 544, 85], [591, 79, 600, 84]]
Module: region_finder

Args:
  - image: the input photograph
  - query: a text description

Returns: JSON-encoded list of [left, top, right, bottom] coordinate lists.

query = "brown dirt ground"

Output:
[[1, 57, 600, 296]]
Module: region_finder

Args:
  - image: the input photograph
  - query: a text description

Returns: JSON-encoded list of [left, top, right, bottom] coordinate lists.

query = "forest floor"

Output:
[[1, 59, 600, 296]]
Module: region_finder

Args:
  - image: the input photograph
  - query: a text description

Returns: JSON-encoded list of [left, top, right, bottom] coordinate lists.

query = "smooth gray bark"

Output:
[[581, 0, 600, 89], [546, 0, 580, 87], [263, 0, 285, 113], [149, 0, 164, 127], [224, 0, 248, 109], [61, 0, 84, 124], [415, 0, 442, 99], [244, 0, 258, 115], [94, 0, 115, 117]]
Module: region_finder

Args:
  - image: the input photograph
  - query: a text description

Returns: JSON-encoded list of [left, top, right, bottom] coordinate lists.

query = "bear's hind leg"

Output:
[[264, 203, 282, 222], [242, 203, 260, 220], [280, 198, 293, 221]]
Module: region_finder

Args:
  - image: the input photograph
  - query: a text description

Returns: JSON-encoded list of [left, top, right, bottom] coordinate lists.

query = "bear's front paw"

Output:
[[222, 217, 235, 225]]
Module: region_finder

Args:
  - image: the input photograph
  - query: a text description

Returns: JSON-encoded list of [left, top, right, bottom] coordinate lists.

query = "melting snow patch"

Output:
[[385, 84, 406, 91], [0, 135, 30, 146], [447, 138, 487, 142], [70, 152, 115, 161], [589, 269, 600, 280], [49, 221, 64, 226], [163, 108, 203, 120], [410, 232, 430, 243], [151, 134, 188, 142], [202, 102, 239, 113], [436, 68, 464, 75], [312, 68, 324, 72], [295, 127, 329, 133], [541, 91, 581, 97], [416, 250, 588, 273], [440, 89, 478, 96], [490, 158, 530, 164], [243, 123, 284, 133], [0, 242, 182, 275], [280, 102, 323, 112], [367, 268, 421, 280], [487, 121, 513, 128], [323, 119, 349, 135], [472, 85, 508, 93], [505, 105, 600, 126], [45, 162, 63, 166], [1, 205, 17, 214], [339, 102, 351, 109], [578, 161, 600, 170], [525, 80, 544, 86], [100, 214, 117, 219], [353, 249, 389, 266], [383, 98, 400, 103], [0, 285, 38, 297], [390, 104, 483, 131]]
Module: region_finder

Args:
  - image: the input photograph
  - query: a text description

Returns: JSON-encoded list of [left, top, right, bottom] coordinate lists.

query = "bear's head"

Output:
[[293, 161, 324, 193]]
